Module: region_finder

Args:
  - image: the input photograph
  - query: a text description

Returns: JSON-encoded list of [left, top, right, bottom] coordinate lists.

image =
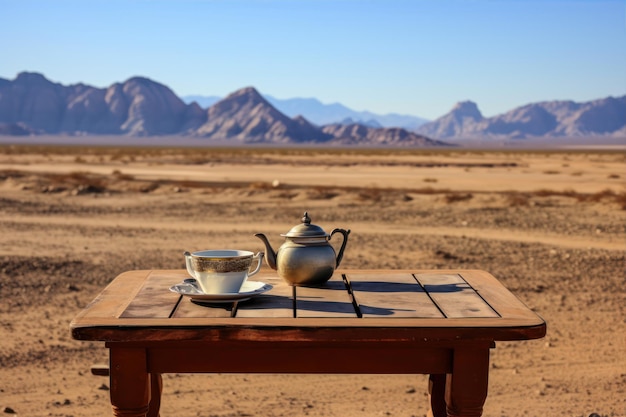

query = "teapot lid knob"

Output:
[[281, 211, 328, 238]]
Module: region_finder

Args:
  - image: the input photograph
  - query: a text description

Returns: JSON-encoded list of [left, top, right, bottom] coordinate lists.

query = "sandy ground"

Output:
[[0, 145, 624, 417]]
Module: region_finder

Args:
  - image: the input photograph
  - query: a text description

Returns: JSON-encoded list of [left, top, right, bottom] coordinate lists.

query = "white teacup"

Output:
[[184, 250, 264, 294]]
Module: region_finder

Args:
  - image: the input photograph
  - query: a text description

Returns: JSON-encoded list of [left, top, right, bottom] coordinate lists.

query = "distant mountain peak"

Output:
[[123, 75, 159, 85], [451, 101, 483, 121], [15, 71, 51, 84], [226, 86, 264, 101]]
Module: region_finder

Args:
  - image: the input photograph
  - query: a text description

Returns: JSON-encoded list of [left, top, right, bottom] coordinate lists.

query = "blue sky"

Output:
[[1, 0, 624, 119]]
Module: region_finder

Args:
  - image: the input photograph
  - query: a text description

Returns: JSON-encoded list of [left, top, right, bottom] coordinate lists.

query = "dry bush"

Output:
[[526, 188, 625, 209], [271, 191, 299, 199], [358, 188, 383, 201], [444, 193, 473, 204], [412, 187, 440, 194], [506, 192, 530, 207], [47, 171, 106, 193], [111, 169, 134, 181], [138, 182, 159, 193], [615, 192, 626, 210], [170, 180, 208, 189], [310, 186, 339, 200], [249, 181, 274, 190], [0, 169, 26, 180], [580, 188, 616, 203]]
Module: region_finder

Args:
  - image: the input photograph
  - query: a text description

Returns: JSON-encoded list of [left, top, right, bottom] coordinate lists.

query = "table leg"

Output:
[[148, 373, 162, 417], [445, 347, 490, 417], [427, 374, 447, 417], [109, 348, 150, 417]]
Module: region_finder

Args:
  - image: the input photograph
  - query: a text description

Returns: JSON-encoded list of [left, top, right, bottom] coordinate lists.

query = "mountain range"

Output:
[[184, 93, 626, 140], [0, 72, 624, 144], [0, 72, 445, 146], [417, 98, 626, 140]]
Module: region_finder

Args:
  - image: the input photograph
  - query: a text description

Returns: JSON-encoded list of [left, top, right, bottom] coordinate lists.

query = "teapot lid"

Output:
[[282, 212, 329, 238]]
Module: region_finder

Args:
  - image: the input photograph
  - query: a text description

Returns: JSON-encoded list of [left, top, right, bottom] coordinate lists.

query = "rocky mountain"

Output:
[[322, 123, 449, 147], [0, 72, 206, 136], [195, 87, 332, 143], [417, 97, 626, 140], [184, 94, 430, 129], [0, 72, 446, 147]]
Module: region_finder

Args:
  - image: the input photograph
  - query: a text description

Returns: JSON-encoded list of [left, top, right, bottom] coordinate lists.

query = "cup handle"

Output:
[[184, 251, 197, 279], [248, 252, 264, 277]]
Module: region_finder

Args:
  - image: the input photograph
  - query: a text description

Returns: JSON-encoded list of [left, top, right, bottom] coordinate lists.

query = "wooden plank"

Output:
[[346, 272, 444, 318], [120, 271, 188, 318], [235, 275, 294, 318], [171, 296, 234, 318], [295, 275, 357, 318], [71, 270, 152, 322], [459, 270, 547, 323], [415, 273, 498, 318]]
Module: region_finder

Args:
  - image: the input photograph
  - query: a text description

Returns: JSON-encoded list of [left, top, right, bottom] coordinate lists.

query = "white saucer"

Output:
[[170, 279, 272, 303]]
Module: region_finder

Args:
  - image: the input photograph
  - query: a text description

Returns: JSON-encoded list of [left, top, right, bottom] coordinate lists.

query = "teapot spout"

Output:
[[254, 233, 277, 270]]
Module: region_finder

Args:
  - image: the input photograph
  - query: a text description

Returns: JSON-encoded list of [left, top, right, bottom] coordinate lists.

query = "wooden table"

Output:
[[70, 269, 546, 417]]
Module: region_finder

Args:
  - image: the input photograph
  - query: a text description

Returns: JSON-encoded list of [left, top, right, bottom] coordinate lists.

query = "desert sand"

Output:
[[0, 145, 624, 417]]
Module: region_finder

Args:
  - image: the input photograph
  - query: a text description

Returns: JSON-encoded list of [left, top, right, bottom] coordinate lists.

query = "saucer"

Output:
[[170, 279, 272, 303]]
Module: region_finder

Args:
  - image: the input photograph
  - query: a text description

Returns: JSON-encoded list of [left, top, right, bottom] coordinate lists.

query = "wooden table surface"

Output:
[[70, 269, 546, 417]]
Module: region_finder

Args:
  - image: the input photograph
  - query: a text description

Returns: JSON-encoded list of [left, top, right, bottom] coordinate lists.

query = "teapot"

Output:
[[255, 212, 350, 286]]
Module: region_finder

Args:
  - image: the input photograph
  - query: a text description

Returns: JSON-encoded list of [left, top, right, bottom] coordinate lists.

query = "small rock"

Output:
[[405, 387, 416, 394], [98, 383, 109, 391], [361, 386, 370, 391], [3, 407, 16, 414], [67, 284, 80, 292]]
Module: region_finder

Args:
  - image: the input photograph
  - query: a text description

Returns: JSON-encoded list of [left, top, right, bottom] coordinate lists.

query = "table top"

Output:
[[70, 269, 545, 344]]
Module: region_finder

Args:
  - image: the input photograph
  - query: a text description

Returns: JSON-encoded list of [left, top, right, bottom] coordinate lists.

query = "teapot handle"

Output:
[[329, 228, 351, 268]]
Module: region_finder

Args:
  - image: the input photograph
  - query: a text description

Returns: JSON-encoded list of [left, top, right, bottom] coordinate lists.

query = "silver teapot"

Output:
[[255, 212, 350, 286]]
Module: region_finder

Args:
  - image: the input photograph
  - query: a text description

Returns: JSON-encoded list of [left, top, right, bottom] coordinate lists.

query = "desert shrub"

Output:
[[138, 182, 159, 193], [47, 171, 106, 193], [412, 187, 440, 194], [615, 192, 626, 210], [111, 169, 134, 180], [310, 187, 339, 200], [0, 169, 25, 180], [249, 181, 274, 190], [506, 192, 530, 207], [171, 180, 207, 189], [445, 193, 473, 204], [582, 188, 616, 203]]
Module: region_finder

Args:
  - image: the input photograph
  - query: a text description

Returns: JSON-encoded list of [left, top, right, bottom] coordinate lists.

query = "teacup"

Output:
[[184, 250, 264, 294]]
